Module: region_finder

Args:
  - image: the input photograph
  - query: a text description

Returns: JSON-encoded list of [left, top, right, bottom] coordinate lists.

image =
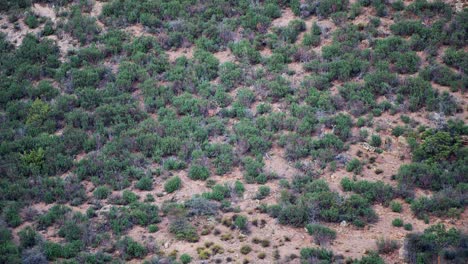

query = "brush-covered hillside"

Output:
[[0, 0, 467, 263]]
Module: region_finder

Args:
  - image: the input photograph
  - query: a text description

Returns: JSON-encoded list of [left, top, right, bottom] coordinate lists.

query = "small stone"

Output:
[[340, 220, 348, 227]]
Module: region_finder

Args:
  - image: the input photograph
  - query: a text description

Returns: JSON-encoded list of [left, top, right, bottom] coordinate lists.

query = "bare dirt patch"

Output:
[[271, 8, 297, 28], [213, 49, 235, 64], [166, 47, 194, 62]]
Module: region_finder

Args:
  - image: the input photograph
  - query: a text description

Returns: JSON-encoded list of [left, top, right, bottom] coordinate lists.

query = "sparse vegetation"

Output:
[[0, 1, 465, 262]]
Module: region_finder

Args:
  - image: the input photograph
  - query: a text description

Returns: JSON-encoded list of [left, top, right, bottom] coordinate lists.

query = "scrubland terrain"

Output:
[[0, 0, 467, 263]]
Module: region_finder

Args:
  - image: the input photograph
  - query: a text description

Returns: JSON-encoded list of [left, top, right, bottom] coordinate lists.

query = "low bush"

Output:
[[118, 236, 147, 260], [390, 201, 402, 213], [180, 253, 192, 264], [306, 224, 337, 246], [405, 224, 466, 264], [376, 238, 400, 254], [185, 197, 219, 216], [169, 219, 199, 242], [164, 176, 182, 193], [346, 158, 362, 174], [256, 186, 271, 200], [404, 223, 413, 231], [300, 247, 334, 263], [234, 215, 248, 231], [392, 218, 404, 227], [188, 165, 210, 181], [135, 176, 153, 191], [240, 245, 252, 255]]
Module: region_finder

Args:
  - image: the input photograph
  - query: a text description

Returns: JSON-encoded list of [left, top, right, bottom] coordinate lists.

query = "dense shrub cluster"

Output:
[[405, 224, 467, 264], [396, 121, 467, 218], [266, 178, 377, 227]]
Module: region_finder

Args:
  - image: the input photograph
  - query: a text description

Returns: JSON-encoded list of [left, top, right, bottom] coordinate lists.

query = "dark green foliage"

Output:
[[63, 6, 100, 44], [188, 165, 210, 181], [180, 253, 192, 264], [3, 204, 21, 227], [229, 40, 261, 64], [219, 62, 242, 90], [443, 48, 468, 71], [269, 179, 377, 227], [316, 0, 349, 18], [392, 218, 404, 227], [37, 205, 71, 230], [18, 226, 40, 249], [164, 176, 182, 193], [24, 12, 39, 29], [370, 134, 382, 147], [135, 176, 153, 191], [0, 1, 465, 260], [234, 214, 248, 230], [205, 143, 235, 175], [202, 184, 230, 201], [0, 225, 20, 263], [256, 186, 271, 200], [306, 224, 337, 245], [405, 224, 467, 264], [341, 178, 395, 205], [300, 247, 334, 263], [242, 157, 264, 184], [390, 201, 402, 213], [274, 19, 306, 43], [44, 240, 83, 260], [118, 237, 147, 260], [346, 158, 362, 174], [393, 52, 420, 74], [354, 251, 385, 264]]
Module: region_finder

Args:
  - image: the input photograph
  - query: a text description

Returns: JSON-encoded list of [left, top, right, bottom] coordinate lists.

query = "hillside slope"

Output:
[[0, 1, 467, 263]]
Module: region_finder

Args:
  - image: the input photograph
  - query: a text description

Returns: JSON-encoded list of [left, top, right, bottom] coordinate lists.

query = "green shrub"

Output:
[[392, 218, 404, 227], [180, 253, 192, 264], [306, 224, 337, 246], [229, 40, 261, 64], [188, 165, 210, 181], [163, 158, 187, 170], [404, 223, 413, 231], [393, 52, 420, 74], [346, 158, 362, 174], [234, 215, 248, 230], [164, 176, 182, 193], [235, 180, 245, 196], [118, 236, 147, 260], [135, 176, 153, 191], [405, 224, 466, 264], [392, 126, 406, 137], [370, 134, 382, 147], [300, 247, 334, 263], [18, 226, 40, 249], [122, 190, 139, 204], [256, 186, 271, 200], [24, 12, 39, 29], [316, 0, 349, 18], [3, 205, 21, 228], [169, 218, 199, 242], [390, 201, 402, 213], [148, 224, 159, 233]]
